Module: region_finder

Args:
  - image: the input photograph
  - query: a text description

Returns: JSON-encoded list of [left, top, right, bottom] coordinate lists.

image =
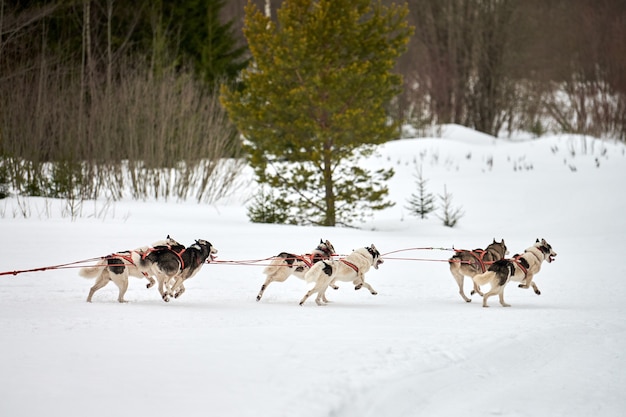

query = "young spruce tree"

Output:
[[405, 165, 435, 219], [220, 0, 412, 226]]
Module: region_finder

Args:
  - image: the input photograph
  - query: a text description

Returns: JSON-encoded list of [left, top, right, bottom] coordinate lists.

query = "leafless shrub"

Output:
[[0, 56, 244, 211]]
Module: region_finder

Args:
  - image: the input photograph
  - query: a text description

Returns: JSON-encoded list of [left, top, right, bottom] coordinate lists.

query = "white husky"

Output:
[[474, 238, 557, 307], [299, 245, 383, 306]]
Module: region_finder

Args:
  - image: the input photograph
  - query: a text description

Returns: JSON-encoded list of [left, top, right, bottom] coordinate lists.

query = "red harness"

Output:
[[341, 259, 359, 273], [297, 254, 314, 268], [465, 249, 489, 273], [512, 255, 528, 276], [108, 251, 151, 277], [109, 252, 135, 266], [297, 248, 334, 268], [141, 246, 186, 270]]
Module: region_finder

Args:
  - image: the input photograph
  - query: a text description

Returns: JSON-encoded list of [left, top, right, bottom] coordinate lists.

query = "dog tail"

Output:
[[304, 260, 334, 283], [473, 271, 493, 287], [78, 261, 106, 279]]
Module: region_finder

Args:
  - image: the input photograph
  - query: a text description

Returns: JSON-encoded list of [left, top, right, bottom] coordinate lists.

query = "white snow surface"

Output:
[[1, 125, 625, 417]]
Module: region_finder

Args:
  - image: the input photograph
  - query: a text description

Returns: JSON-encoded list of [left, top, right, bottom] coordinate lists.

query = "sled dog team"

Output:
[[80, 236, 556, 307]]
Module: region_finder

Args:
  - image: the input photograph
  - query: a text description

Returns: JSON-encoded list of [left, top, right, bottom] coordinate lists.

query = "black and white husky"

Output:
[[256, 239, 336, 301], [299, 244, 383, 306], [473, 238, 557, 307], [141, 239, 218, 302], [79, 236, 181, 303]]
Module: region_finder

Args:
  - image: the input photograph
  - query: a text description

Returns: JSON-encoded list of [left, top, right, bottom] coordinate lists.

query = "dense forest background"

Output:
[[235, 0, 626, 140], [1, 0, 624, 204]]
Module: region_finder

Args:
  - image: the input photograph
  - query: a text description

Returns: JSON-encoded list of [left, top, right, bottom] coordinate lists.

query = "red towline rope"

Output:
[[0, 258, 103, 276], [2, 247, 469, 276]]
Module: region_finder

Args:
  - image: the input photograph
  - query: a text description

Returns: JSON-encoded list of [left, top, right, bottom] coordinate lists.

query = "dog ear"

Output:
[[493, 238, 496, 243], [536, 238, 540, 243]]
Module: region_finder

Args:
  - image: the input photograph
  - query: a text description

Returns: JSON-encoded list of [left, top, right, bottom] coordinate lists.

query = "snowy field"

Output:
[[1, 125, 625, 417]]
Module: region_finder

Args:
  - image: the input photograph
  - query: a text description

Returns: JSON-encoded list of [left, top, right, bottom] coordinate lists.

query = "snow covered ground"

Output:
[[1, 125, 625, 417]]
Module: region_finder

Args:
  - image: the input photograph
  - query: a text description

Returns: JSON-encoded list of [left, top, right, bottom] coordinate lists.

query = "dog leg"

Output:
[[518, 280, 541, 295], [329, 278, 339, 290], [531, 282, 541, 295], [168, 276, 179, 296], [174, 283, 186, 299], [498, 287, 511, 307], [115, 276, 129, 303], [299, 290, 314, 305], [518, 273, 533, 288], [168, 276, 184, 299], [359, 282, 378, 295], [482, 286, 500, 307], [86, 274, 110, 302], [299, 285, 321, 306], [451, 268, 472, 302], [145, 276, 155, 289], [315, 293, 325, 306], [257, 268, 291, 301], [353, 275, 365, 290], [256, 276, 274, 301], [156, 276, 171, 302], [470, 280, 484, 297]]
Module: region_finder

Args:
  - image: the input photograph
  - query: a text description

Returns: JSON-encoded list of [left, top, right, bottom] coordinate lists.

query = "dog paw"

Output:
[[354, 285, 362, 291]]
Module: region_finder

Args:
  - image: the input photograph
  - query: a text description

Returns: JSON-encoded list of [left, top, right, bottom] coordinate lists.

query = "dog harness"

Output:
[[464, 249, 489, 273], [298, 245, 335, 267], [108, 251, 152, 278], [341, 259, 359, 273], [108, 252, 135, 266], [141, 245, 186, 270], [512, 254, 529, 276], [297, 255, 314, 268]]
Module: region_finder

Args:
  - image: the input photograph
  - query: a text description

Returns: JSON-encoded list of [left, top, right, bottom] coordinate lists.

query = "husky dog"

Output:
[[474, 238, 557, 307], [448, 239, 508, 302], [299, 244, 383, 306], [256, 239, 336, 301], [142, 239, 217, 302], [80, 236, 181, 303], [165, 240, 218, 301]]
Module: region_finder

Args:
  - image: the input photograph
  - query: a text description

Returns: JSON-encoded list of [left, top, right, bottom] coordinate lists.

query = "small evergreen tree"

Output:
[[220, 0, 413, 226], [405, 165, 435, 219], [437, 185, 464, 227], [247, 186, 293, 224]]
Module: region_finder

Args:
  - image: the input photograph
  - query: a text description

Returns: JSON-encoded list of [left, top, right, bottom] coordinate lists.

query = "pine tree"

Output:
[[162, 0, 248, 87], [437, 185, 464, 228], [220, 0, 413, 227], [405, 166, 435, 219]]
